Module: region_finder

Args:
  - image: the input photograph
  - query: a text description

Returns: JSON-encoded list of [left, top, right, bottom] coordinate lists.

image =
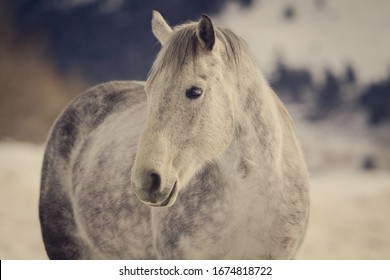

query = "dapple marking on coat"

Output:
[[39, 11, 310, 259]]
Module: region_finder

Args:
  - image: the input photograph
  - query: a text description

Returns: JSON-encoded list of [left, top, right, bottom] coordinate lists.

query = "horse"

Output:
[[39, 11, 310, 259]]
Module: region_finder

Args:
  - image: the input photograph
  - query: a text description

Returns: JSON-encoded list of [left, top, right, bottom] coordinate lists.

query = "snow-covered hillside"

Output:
[[217, 0, 390, 84]]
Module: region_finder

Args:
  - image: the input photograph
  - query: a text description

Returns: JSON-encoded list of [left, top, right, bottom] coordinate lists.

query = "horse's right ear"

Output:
[[197, 14, 215, 51], [151, 10, 172, 45]]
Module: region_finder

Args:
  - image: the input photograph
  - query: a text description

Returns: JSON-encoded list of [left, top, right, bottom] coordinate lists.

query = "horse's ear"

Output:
[[197, 14, 215, 51], [151, 10, 172, 45]]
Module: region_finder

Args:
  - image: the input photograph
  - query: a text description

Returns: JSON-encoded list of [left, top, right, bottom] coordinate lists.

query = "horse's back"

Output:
[[39, 81, 153, 259]]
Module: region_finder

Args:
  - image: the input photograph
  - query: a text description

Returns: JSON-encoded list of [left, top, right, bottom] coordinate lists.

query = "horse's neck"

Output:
[[225, 67, 285, 176]]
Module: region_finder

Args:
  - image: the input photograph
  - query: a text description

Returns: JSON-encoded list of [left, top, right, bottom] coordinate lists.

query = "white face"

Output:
[[131, 13, 235, 207]]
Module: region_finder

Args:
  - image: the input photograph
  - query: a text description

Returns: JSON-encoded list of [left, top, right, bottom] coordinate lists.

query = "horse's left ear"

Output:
[[197, 14, 215, 51], [151, 10, 172, 45]]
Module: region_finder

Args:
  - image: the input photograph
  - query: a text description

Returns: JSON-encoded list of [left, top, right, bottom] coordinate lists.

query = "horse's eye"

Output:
[[186, 86, 203, 99]]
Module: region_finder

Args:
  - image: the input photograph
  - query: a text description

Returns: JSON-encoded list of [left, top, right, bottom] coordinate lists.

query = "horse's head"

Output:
[[131, 11, 238, 207]]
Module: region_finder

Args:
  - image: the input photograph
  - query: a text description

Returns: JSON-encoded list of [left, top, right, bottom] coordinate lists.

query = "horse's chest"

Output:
[[152, 186, 281, 259]]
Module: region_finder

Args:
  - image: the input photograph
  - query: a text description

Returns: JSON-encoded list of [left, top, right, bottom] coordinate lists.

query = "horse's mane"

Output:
[[272, 90, 296, 136], [147, 22, 250, 85]]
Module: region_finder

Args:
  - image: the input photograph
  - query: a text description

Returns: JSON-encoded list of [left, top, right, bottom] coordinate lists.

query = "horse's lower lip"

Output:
[[154, 182, 177, 207]]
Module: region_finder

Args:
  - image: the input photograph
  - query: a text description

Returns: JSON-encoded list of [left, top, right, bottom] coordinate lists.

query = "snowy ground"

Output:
[[0, 142, 46, 259], [297, 170, 390, 259]]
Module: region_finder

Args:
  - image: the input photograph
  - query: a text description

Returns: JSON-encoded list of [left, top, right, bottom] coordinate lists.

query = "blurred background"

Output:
[[0, 0, 389, 259]]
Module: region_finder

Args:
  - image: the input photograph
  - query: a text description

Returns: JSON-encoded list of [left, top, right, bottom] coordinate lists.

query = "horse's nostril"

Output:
[[150, 172, 161, 191]]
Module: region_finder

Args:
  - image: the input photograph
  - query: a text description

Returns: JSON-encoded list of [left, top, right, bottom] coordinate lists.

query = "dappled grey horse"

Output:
[[39, 11, 309, 259]]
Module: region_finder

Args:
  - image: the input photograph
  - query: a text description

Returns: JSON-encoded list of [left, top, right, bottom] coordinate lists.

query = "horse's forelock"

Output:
[[147, 23, 249, 86], [148, 24, 199, 86]]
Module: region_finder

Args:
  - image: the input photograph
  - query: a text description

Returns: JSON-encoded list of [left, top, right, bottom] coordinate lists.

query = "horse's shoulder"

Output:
[[47, 80, 146, 160]]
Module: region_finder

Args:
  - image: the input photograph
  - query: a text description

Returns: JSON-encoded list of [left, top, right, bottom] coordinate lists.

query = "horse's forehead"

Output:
[[146, 33, 223, 93], [147, 59, 213, 92]]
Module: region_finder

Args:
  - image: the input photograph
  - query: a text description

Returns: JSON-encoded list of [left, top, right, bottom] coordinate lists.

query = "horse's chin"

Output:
[[136, 182, 179, 208], [155, 182, 178, 207]]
